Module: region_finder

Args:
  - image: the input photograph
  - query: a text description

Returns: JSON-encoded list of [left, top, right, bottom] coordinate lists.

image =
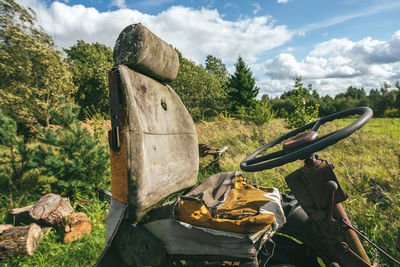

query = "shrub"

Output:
[[283, 76, 319, 128], [383, 108, 399, 118], [29, 100, 110, 195], [237, 99, 276, 125], [0, 111, 34, 190]]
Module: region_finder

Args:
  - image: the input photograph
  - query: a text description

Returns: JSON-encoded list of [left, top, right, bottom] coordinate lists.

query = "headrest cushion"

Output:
[[114, 23, 179, 82]]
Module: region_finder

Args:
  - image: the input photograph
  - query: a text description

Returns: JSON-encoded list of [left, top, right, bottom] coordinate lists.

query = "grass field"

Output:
[[1, 117, 399, 266]]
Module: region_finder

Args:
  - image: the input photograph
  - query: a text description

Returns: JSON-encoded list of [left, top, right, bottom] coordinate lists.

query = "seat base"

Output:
[[96, 172, 286, 266]]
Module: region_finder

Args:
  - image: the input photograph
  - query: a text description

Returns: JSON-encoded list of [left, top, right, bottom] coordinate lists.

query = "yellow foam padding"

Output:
[[109, 130, 128, 204], [175, 176, 276, 233]]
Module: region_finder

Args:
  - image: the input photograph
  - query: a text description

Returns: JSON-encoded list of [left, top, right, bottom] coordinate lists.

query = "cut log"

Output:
[[57, 212, 92, 243], [29, 193, 74, 226], [0, 224, 13, 234], [0, 223, 43, 259], [8, 205, 34, 225]]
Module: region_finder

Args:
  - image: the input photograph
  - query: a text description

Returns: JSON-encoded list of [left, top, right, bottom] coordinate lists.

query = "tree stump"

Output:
[[0, 223, 43, 259], [8, 205, 34, 225], [29, 193, 74, 226], [57, 212, 92, 243]]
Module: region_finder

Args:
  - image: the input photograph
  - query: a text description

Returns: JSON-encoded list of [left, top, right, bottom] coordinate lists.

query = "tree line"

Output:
[[1, 0, 400, 136], [272, 81, 400, 118]]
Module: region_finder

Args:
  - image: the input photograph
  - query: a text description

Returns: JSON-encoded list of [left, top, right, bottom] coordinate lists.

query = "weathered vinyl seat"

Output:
[[96, 24, 285, 267]]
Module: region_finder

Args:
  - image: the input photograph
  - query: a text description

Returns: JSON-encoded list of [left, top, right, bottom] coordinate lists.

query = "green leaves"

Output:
[[0, 0, 76, 132], [283, 76, 319, 128], [64, 40, 114, 120], [205, 54, 229, 87], [170, 51, 227, 120], [0, 111, 33, 188], [31, 100, 110, 195], [0, 101, 110, 195], [237, 99, 277, 125]]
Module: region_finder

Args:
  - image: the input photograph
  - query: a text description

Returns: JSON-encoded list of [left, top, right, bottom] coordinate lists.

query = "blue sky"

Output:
[[18, 0, 400, 97]]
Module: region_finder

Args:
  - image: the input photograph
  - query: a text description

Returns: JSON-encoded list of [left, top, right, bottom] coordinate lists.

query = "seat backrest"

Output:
[[108, 24, 199, 221]]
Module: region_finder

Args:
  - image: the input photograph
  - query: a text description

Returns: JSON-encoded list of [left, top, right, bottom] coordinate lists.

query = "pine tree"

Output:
[[228, 56, 259, 113], [30, 100, 110, 195]]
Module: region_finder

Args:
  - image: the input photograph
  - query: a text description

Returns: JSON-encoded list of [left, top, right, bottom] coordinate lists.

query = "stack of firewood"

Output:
[[0, 193, 92, 260]]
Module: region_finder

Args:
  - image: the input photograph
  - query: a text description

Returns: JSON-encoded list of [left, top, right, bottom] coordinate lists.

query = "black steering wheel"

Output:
[[240, 107, 373, 172]]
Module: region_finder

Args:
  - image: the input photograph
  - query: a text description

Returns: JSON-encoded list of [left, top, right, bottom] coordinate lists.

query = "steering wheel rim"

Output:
[[240, 107, 373, 172]]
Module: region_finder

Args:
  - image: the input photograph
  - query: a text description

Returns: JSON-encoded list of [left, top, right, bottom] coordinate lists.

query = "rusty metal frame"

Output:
[[285, 155, 373, 267]]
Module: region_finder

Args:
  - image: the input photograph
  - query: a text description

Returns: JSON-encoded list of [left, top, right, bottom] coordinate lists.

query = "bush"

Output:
[[0, 101, 110, 195], [30, 100, 110, 195], [0, 111, 34, 189], [383, 108, 399, 118], [283, 77, 319, 128], [237, 99, 276, 125]]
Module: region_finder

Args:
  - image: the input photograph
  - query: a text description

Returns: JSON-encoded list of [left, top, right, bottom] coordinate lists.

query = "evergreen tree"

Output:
[[228, 56, 259, 113], [0, 101, 110, 194], [30, 99, 110, 195]]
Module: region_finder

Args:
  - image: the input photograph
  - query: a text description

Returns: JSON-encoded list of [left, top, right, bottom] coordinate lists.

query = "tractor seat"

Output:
[[96, 24, 285, 267]]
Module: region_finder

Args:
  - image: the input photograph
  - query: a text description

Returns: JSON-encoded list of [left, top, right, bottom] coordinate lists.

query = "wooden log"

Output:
[[0, 223, 43, 259], [29, 193, 74, 226], [57, 212, 92, 243], [0, 224, 13, 234], [8, 205, 34, 225]]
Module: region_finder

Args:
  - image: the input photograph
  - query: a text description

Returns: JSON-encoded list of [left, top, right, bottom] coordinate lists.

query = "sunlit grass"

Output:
[[1, 117, 399, 266], [197, 117, 400, 266]]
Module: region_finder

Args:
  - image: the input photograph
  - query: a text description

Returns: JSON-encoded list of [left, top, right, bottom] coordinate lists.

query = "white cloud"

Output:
[[277, 0, 289, 3], [260, 30, 400, 96], [252, 3, 261, 14], [110, 0, 126, 9], [17, 0, 292, 64]]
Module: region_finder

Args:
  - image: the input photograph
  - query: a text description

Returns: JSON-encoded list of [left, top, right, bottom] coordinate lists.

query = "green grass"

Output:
[[0, 193, 108, 267], [197, 117, 400, 266], [1, 117, 399, 266]]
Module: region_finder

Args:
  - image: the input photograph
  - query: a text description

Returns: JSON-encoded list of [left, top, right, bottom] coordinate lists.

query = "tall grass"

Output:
[[197, 117, 400, 266], [1, 118, 399, 266]]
